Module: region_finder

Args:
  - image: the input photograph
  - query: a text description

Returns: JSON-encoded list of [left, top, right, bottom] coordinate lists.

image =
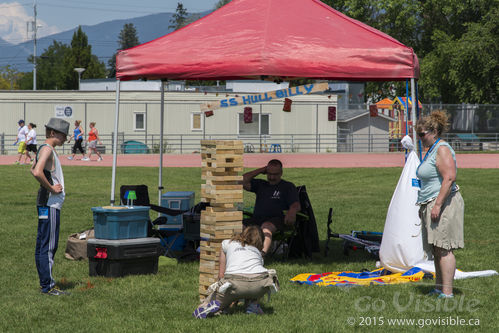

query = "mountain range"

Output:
[[0, 11, 210, 72]]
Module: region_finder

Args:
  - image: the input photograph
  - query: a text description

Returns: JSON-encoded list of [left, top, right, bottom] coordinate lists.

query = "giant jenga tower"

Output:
[[199, 140, 244, 300]]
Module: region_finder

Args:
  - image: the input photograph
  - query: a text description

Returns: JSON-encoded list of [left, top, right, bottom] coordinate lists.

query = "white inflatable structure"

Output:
[[380, 136, 497, 279]]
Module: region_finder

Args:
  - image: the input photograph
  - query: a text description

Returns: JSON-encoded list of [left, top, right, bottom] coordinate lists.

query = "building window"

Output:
[[191, 113, 203, 131], [134, 112, 145, 131], [238, 113, 270, 135]]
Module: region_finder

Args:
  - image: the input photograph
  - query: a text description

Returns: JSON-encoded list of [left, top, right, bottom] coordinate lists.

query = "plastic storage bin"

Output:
[[92, 206, 150, 240], [160, 191, 195, 228], [87, 237, 161, 277]]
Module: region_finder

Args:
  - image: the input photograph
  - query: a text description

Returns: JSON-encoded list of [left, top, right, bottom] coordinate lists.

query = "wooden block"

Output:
[[199, 274, 217, 285], [202, 210, 242, 218], [199, 266, 219, 274], [203, 175, 243, 181], [205, 179, 242, 186], [202, 149, 244, 155], [200, 140, 244, 149], [202, 184, 243, 191]]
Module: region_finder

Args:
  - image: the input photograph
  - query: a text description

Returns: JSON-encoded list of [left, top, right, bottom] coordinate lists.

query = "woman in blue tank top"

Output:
[[416, 110, 464, 299], [66, 120, 87, 160]]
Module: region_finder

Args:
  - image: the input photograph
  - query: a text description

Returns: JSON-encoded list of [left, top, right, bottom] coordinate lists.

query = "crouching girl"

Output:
[[193, 226, 279, 318]]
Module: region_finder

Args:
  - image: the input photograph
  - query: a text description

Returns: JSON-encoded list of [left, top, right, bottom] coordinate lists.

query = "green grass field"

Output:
[[0, 165, 497, 332]]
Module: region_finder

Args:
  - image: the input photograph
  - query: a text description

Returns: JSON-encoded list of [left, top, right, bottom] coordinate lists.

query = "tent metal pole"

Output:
[[110, 79, 120, 206], [415, 81, 422, 160], [158, 81, 165, 206], [411, 78, 417, 154], [404, 79, 410, 160], [405, 79, 409, 135]]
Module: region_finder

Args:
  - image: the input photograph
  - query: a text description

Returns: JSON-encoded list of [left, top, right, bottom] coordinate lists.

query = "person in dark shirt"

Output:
[[243, 159, 300, 256]]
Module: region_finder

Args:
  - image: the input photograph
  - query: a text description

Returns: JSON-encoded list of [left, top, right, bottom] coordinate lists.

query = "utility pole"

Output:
[[32, 0, 38, 90]]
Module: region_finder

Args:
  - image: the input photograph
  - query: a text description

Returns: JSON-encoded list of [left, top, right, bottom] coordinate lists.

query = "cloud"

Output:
[[0, 2, 60, 44]]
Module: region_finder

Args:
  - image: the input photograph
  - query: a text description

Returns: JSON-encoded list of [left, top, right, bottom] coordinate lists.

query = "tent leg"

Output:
[[405, 79, 409, 160], [158, 81, 165, 207], [110, 79, 120, 206], [411, 78, 417, 155], [415, 81, 422, 160]]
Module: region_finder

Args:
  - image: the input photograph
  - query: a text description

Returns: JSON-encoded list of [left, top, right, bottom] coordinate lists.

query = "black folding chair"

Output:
[[324, 207, 382, 259], [119, 185, 187, 258], [243, 185, 320, 260]]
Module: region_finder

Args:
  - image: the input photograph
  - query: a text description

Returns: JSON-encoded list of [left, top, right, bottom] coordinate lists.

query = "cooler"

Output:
[[87, 237, 161, 277], [91, 206, 149, 240], [160, 191, 195, 228]]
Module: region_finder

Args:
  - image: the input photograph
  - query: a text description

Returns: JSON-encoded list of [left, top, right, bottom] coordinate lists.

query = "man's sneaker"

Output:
[[13, 161, 20, 165], [193, 300, 221, 319], [82, 157, 90, 161], [44, 287, 70, 296], [427, 288, 442, 296], [67, 156, 73, 160], [437, 293, 454, 299], [97, 157, 103, 162], [246, 303, 264, 315]]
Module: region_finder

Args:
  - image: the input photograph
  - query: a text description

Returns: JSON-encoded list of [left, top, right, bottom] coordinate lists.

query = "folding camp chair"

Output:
[[243, 185, 320, 260], [324, 207, 383, 259], [119, 185, 187, 258]]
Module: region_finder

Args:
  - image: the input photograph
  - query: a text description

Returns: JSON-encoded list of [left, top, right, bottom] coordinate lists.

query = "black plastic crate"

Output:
[[87, 237, 161, 277]]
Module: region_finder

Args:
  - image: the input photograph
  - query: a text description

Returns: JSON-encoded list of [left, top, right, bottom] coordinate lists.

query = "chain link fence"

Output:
[[2, 103, 498, 154]]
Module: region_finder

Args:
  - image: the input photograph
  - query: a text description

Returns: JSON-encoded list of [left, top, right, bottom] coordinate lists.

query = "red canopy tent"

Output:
[[116, 0, 419, 81], [111, 0, 420, 205]]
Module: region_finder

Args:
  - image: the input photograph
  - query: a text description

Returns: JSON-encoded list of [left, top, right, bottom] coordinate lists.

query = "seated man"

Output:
[[242, 159, 300, 256]]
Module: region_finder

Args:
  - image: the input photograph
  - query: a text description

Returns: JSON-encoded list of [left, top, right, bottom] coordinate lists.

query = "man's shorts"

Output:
[[243, 216, 285, 231], [18, 141, 26, 154]]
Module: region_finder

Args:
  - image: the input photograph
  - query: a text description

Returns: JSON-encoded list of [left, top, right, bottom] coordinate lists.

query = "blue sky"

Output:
[[0, 0, 220, 44]]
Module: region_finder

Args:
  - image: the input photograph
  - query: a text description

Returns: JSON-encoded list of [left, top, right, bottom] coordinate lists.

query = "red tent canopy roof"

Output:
[[116, 0, 419, 81]]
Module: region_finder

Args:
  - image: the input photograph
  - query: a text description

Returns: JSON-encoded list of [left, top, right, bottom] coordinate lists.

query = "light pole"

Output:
[[74, 68, 85, 90]]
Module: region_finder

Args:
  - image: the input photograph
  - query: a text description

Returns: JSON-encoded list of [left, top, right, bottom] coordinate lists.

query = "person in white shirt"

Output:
[[14, 119, 29, 164], [25, 123, 38, 163], [193, 226, 278, 318]]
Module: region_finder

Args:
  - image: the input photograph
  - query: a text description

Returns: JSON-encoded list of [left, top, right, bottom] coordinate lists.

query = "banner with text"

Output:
[[200, 82, 328, 111]]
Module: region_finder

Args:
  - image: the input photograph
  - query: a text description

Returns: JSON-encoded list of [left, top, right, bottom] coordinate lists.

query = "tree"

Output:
[[169, 2, 188, 31], [0, 65, 23, 89], [321, 0, 498, 103], [215, 0, 232, 9], [108, 23, 140, 78], [420, 7, 499, 104], [62, 26, 107, 89], [30, 41, 70, 90]]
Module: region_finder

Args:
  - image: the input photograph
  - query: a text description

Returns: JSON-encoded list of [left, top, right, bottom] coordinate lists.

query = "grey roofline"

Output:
[[338, 112, 395, 122]]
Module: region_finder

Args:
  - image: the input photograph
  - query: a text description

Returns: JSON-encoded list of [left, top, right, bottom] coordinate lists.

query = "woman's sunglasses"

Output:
[[417, 131, 428, 137]]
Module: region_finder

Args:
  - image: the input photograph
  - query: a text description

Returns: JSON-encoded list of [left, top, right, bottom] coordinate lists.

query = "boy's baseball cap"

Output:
[[18, 119, 24, 124]]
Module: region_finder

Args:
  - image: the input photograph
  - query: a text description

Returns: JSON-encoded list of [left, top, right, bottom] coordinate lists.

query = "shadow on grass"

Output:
[[263, 239, 379, 267], [413, 284, 463, 296], [57, 277, 79, 290]]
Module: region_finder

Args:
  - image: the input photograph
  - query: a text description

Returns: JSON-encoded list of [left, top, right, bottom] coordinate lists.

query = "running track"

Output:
[[2, 153, 498, 168]]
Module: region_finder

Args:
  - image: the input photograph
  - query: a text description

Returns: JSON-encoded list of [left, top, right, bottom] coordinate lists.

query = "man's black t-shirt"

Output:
[[250, 178, 299, 218]]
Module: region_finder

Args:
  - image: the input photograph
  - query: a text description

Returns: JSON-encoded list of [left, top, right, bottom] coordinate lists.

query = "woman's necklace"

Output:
[[416, 138, 441, 182], [421, 138, 441, 164]]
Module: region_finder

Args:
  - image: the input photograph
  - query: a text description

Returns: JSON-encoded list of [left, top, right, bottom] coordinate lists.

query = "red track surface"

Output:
[[1, 153, 498, 168]]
